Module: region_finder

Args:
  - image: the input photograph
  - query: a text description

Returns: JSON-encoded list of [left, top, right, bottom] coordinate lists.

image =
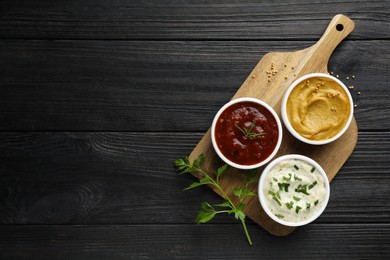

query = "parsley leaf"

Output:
[[176, 154, 254, 245], [233, 186, 256, 203], [196, 202, 216, 224]]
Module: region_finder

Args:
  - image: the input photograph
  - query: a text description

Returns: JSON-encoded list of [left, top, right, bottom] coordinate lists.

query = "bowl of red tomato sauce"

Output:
[[211, 97, 283, 169]]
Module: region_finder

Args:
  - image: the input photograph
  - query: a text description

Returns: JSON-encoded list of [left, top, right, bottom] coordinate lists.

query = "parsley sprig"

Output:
[[235, 119, 265, 139], [175, 154, 257, 245]]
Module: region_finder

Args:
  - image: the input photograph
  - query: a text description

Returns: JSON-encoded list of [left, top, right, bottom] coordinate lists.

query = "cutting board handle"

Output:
[[310, 14, 355, 69]]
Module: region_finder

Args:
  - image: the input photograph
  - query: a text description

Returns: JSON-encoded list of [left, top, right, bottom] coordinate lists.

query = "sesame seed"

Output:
[[346, 76, 350, 80], [330, 71, 334, 75], [354, 104, 357, 108], [336, 75, 339, 78], [352, 75, 356, 79], [252, 75, 256, 78], [358, 91, 361, 95]]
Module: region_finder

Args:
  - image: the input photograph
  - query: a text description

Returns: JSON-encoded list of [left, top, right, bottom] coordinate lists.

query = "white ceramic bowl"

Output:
[[281, 73, 354, 145], [211, 97, 283, 170], [258, 154, 330, 227]]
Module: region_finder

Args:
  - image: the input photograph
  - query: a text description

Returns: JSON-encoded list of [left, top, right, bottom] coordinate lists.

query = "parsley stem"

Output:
[[195, 165, 253, 245], [215, 210, 231, 214], [240, 217, 253, 245], [195, 167, 236, 215], [178, 155, 254, 246]]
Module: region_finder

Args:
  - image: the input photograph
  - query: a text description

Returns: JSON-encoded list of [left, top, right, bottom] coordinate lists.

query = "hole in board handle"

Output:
[[336, 24, 344, 31]]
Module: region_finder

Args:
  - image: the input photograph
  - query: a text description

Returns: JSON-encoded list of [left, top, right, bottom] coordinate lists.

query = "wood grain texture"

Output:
[[0, 0, 389, 40], [0, 224, 389, 259], [0, 40, 388, 131], [0, 132, 389, 225]]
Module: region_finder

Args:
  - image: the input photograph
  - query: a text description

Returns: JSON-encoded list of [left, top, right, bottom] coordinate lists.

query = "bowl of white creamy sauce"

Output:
[[258, 154, 330, 226]]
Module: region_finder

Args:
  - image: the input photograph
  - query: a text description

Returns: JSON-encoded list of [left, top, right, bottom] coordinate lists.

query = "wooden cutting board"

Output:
[[188, 14, 358, 236]]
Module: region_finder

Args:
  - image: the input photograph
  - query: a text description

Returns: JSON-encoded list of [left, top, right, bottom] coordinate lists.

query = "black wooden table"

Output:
[[0, 1, 389, 259]]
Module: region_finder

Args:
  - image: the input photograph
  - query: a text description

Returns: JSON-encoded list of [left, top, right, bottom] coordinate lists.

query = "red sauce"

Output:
[[214, 101, 279, 166]]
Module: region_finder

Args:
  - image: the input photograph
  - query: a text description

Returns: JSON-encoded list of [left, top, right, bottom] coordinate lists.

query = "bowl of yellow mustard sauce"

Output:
[[281, 73, 354, 145]]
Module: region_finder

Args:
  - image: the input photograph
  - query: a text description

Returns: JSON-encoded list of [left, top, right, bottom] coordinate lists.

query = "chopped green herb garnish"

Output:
[[282, 173, 292, 182], [275, 214, 284, 219], [276, 191, 281, 200], [273, 177, 278, 182], [235, 119, 265, 139], [286, 201, 294, 210], [272, 196, 282, 206], [295, 205, 302, 214], [308, 181, 318, 190], [311, 167, 316, 173], [294, 174, 302, 181], [278, 182, 290, 192], [268, 190, 282, 206], [314, 200, 319, 206], [306, 202, 311, 210], [294, 164, 299, 170], [295, 184, 310, 195], [293, 196, 301, 201]]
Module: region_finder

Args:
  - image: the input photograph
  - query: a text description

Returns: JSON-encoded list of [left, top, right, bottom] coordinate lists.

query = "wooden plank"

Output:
[[0, 131, 388, 224], [0, 224, 389, 259], [0, 40, 388, 131], [0, 0, 389, 40]]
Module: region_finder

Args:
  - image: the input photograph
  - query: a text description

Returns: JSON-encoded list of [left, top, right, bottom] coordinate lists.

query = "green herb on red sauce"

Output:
[[235, 119, 265, 139]]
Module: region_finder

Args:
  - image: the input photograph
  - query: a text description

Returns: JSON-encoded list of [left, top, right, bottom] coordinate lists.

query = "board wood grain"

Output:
[[189, 14, 358, 236]]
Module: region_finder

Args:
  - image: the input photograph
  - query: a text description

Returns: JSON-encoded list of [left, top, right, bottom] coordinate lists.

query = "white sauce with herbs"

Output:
[[262, 159, 328, 223]]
